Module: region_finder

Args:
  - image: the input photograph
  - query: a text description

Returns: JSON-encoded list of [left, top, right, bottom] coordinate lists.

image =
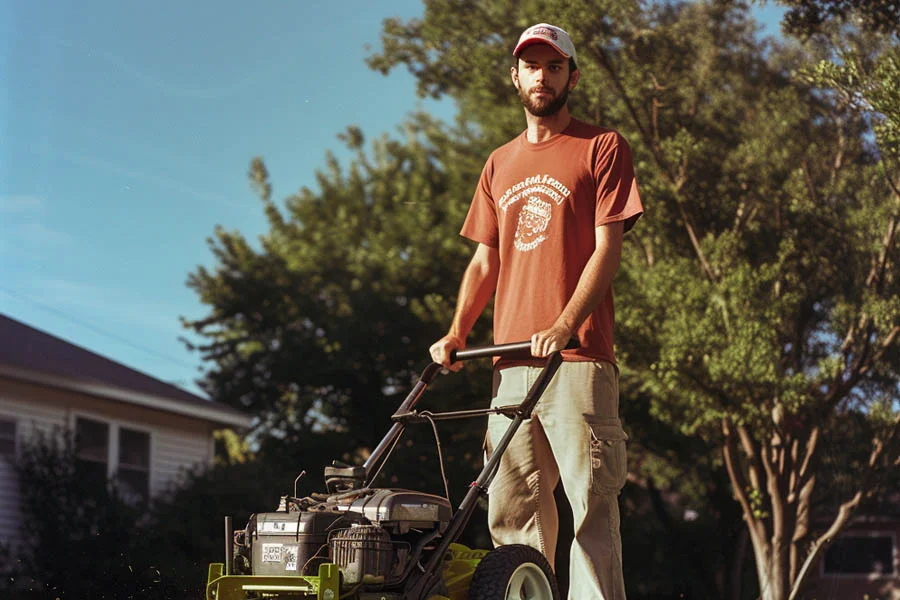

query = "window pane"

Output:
[[824, 536, 895, 575], [0, 418, 15, 458], [118, 428, 149, 469], [75, 418, 109, 464]]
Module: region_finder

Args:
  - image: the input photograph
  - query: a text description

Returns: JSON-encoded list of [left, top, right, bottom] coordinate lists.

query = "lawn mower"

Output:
[[206, 340, 574, 600]]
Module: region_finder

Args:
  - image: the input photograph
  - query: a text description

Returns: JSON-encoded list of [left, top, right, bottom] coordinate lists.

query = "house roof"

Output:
[[0, 314, 252, 429]]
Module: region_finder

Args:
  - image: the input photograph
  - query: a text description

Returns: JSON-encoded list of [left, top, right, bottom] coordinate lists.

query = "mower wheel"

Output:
[[467, 544, 559, 600]]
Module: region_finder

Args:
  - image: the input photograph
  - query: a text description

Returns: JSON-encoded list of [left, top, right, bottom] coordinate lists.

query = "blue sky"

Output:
[[1, 1, 785, 397]]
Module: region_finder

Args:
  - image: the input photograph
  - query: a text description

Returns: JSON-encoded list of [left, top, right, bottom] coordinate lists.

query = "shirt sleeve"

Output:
[[460, 155, 500, 247], [594, 132, 643, 232]]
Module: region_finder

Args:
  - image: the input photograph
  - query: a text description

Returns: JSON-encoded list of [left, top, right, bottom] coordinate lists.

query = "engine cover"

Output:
[[340, 489, 452, 534], [250, 510, 344, 576]]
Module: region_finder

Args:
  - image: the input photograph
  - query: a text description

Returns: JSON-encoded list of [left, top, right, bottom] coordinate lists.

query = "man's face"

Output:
[[512, 44, 579, 117]]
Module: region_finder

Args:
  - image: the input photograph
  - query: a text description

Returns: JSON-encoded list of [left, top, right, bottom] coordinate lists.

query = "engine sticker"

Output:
[[260, 520, 305, 533], [285, 545, 299, 571], [261, 543, 283, 563]]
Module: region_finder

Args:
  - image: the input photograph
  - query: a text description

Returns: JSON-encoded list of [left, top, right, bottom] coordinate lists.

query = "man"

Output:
[[429, 23, 643, 599]]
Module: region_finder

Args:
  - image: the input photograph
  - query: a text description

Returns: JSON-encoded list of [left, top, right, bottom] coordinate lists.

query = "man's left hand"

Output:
[[531, 326, 573, 357]]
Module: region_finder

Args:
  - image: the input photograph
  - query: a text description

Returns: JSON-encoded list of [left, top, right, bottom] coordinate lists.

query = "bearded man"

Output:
[[429, 23, 644, 599]]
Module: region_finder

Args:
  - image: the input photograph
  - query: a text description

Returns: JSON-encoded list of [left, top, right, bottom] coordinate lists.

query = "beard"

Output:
[[517, 82, 570, 117]]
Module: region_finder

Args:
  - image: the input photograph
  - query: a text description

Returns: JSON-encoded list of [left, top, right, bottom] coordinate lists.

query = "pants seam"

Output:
[[533, 472, 546, 558]]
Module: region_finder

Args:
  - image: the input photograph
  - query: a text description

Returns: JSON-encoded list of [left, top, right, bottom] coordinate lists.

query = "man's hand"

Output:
[[429, 335, 466, 371], [531, 326, 573, 357]]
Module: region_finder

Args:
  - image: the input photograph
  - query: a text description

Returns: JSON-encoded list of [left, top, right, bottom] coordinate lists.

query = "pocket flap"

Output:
[[586, 418, 628, 442]]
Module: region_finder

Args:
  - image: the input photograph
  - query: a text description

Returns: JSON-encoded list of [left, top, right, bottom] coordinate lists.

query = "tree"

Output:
[[367, 1, 899, 599]]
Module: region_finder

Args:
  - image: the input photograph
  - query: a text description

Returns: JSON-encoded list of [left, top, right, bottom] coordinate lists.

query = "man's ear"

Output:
[[510, 66, 519, 88], [568, 69, 580, 91]]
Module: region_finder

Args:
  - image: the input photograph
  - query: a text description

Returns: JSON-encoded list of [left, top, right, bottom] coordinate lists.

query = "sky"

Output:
[[0, 0, 786, 398]]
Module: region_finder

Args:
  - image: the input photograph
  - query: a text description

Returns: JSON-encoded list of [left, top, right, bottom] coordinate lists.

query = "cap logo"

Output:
[[528, 26, 558, 40]]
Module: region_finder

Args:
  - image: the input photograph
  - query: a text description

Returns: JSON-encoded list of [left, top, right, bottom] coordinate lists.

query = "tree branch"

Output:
[[630, 230, 655, 267], [796, 426, 820, 482], [865, 211, 898, 292], [828, 324, 899, 410], [589, 45, 650, 150], [737, 424, 767, 504], [722, 418, 768, 553], [589, 44, 717, 282]]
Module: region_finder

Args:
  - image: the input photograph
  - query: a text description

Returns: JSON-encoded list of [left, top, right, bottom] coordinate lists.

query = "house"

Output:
[[0, 313, 252, 554], [809, 504, 900, 600]]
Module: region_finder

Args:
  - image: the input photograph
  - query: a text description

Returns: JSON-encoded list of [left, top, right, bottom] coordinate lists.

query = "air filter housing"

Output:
[[329, 524, 393, 584]]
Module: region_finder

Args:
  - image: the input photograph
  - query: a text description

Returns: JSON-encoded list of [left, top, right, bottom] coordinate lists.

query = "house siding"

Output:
[[152, 426, 215, 495], [0, 376, 219, 554]]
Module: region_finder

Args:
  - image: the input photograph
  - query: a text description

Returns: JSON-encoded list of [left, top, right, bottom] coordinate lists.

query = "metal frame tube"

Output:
[[224, 516, 234, 576]]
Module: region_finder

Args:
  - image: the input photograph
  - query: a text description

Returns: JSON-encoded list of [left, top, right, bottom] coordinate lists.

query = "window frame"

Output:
[[69, 411, 154, 499], [819, 530, 898, 580], [0, 415, 17, 461]]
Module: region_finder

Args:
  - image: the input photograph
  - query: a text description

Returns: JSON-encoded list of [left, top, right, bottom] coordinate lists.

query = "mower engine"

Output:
[[237, 488, 452, 587]]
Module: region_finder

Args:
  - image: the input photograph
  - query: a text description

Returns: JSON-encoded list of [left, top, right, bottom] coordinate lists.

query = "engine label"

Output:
[[260, 520, 305, 533], [285, 545, 299, 571], [261, 543, 283, 563]]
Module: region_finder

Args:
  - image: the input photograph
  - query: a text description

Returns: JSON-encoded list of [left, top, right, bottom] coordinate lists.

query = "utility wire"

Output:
[[0, 285, 199, 370]]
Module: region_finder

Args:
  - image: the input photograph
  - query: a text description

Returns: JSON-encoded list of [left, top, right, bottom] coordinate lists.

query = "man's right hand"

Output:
[[429, 335, 465, 372]]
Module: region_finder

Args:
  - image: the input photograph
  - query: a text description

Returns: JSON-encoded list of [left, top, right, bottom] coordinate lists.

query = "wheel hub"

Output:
[[504, 562, 554, 600]]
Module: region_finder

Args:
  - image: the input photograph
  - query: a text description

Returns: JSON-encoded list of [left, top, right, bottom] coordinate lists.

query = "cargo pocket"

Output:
[[586, 417, 628, 495]]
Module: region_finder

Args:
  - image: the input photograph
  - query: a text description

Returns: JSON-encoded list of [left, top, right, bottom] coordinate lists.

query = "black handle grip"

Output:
[[449, 338, 579, 362]]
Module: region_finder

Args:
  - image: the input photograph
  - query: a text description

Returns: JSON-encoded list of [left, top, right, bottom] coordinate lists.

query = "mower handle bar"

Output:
[[449, 337, 579, 362]]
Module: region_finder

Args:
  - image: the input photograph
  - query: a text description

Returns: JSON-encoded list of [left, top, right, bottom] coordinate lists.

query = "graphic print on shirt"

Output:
[[497, 173, 571, 252], [515, 196, 552, 251]]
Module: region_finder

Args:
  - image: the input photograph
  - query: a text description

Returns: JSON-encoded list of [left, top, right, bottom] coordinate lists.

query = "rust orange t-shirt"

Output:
[[460, 118, 643, 366]]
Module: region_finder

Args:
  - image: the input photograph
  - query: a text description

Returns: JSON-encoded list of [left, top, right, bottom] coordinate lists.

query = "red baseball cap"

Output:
[[513, 23, 577, 62]]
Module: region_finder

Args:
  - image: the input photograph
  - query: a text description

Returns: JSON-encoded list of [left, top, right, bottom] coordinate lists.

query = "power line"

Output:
[[0, 285, 200, 371]]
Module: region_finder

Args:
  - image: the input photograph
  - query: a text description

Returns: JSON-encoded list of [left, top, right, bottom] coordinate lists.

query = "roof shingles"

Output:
[[0, 313, 246, 422]]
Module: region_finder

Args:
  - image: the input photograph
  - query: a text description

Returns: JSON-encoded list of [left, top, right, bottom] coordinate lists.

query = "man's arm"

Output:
[[531, 221, 624, 356], [429, 243, 500, 370]]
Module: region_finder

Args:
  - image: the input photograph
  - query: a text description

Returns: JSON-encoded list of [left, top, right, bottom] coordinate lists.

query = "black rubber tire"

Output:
[[467, 544, 560, 600]]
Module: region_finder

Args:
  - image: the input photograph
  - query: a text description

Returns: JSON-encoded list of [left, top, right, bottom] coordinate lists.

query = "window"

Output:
[[75, 417, 109, 488], [117, 427, 150, 501], [74, 416, 151, 503], [823, 534, 895, 576], [0, 418, 15, 459]]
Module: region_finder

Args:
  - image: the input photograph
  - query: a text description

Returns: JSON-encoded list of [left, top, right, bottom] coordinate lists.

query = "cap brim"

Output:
[[513, 37, 571, 58]]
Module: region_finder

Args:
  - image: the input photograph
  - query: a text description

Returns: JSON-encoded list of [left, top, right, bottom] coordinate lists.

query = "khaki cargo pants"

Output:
[[485, 361, 627, 600]]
